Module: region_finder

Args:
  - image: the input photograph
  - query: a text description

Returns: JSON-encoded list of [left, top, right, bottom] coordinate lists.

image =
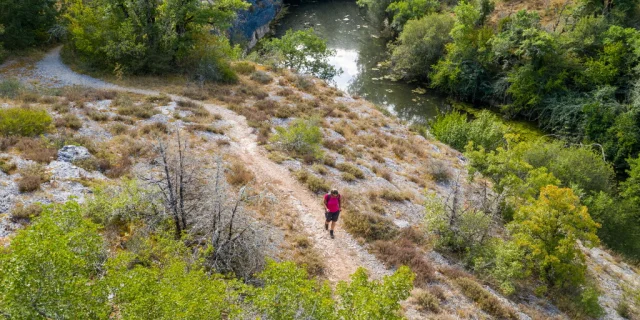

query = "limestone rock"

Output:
[[57, 145, 91, 163]]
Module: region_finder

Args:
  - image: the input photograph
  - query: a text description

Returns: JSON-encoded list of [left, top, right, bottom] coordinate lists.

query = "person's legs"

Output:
[[330, 221, 336, 231], [325, 220, 330, 230]]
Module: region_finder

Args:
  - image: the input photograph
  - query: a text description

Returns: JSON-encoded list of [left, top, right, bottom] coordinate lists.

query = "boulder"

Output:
[[57, 145, 91, 163]]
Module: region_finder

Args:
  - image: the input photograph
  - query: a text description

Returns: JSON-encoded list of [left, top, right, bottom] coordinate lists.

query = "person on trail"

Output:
[[324, 188, 341, 239]]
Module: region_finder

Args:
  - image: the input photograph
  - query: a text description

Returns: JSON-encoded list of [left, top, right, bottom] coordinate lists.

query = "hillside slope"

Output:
[[0, 47, 638, 319]]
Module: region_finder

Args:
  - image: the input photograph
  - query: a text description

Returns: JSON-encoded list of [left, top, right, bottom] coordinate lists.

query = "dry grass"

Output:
[[145, 94, 172, 104], [86, 109, 110, 121], [0, 157, 17, 174], [291, 234, 326, 277], [372, 239, 435, 285], [10, 202, 43, 222], [227, 160, 254, 186], [59, 87, 117, 103], [427, 159, 453, 183], [139, 122, 168, 136], [335, 162, 364, 179], [17, 164, 47, 193], [342, 210, 397, 242], [294, 170, 330, 193], [55, 113, 83, 130], [413, 289, 441, 313], [250, 70, 273, 84], [453, 277, 518, 319], [117, 102, 158, 119], [341, 172, 356, 182], [14, 138, 57, 163]]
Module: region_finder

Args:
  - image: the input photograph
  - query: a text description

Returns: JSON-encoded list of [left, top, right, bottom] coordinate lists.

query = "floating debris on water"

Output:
[[412, 87, 427, 94], [371, 68, 379, 71], [386, 89, 393, 93]]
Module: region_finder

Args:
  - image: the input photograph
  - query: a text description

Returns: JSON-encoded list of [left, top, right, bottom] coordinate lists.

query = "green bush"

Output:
[[430, 111, 469, 150], [335, 162, 365, 179], [271, 118, 323, 159], [391, 13, 454, 79], [0, 107, 52, 136], [232, 61, 256, 74], [294, 170, 330, 193], [0, 79, 24, 98], [0, 201, 109, 318], [250, 70, 273, 84]]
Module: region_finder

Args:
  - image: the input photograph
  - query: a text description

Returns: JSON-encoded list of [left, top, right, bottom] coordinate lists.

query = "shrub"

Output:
[[232, 61, 256, 74], [17, 165, 46, 193], [295, 170, 330, 193], [117, 103, 158, 119], [430, 111, 469, 151], [413, 289, 440, 313], [341, 172, 356, 182], [0, 201, 108, 318], [177, 100, 210, 118], [312, 164, 328, 175], [227, 161, 254, 186], [0, 79, 24, 98], [427, 159, 452, 183], [372, 239, 435, 285], [145, 94, 172, 104], [0, 107, 52, 137], [14, 138, 57, 163], [10, 203, 42, 222], [271, 118, 323, 159], [55, 113, 83, 130], [109, 123, 130, 135], [87, 110, 110, 121], [342, 210, 398, 242], [453, 278, 518, 319], [250, 70, 273, 84], [139, 122, 168, 135], [335, 162, 364, 179], [380, 189, 412, 201], [0, 157, 17, 174]]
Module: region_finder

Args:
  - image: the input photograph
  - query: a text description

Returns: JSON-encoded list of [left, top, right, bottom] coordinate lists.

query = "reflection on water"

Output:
[[274, 0, 449, 122]]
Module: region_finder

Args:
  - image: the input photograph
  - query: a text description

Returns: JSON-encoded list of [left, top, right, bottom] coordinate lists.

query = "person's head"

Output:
[[330, 188, 339, 196]]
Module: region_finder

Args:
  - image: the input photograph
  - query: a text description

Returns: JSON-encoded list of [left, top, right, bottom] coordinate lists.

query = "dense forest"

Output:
[[1, 0, 640, 318]]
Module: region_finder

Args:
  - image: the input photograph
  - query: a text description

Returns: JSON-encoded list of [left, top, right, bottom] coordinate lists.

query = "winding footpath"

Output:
[[1, 46, 390, 283]]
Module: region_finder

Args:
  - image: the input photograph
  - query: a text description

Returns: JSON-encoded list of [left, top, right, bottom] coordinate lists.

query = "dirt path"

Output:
[[6, 46, 390, 283]]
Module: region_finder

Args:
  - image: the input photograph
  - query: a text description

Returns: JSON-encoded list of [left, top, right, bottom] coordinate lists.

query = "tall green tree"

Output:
[[65, 0, 248, 81], [0, 0, 58, 50], [510, 186, 600, 289]]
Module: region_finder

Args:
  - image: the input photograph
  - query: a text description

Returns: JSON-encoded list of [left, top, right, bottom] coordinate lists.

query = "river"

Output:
[[274, 0, 449, 123]]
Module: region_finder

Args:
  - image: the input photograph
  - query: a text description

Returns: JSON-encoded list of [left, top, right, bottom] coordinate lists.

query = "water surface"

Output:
[[274, 0, 449, 122]]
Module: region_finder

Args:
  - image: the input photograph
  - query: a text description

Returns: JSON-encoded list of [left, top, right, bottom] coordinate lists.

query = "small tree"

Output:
[[271, 118, 324, 159], [262, 28, 341, 80], [509, 185, 600, 289]]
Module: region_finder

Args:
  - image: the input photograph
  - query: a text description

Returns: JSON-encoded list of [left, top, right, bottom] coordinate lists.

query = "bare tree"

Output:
[[149, 131, 268, 280]]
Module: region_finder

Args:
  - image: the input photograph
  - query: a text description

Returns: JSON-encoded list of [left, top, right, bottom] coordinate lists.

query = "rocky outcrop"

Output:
[[57, 145, 91, 162], [230, 0, 282, 49]]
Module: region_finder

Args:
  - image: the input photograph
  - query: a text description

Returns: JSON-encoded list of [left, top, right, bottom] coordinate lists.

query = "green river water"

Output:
[[274, 0, 449, 123]]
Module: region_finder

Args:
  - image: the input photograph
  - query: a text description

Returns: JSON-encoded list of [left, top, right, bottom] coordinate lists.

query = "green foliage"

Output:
[[0, 0, 58, 50], [250, 260, 414, 320], [0, 201, 109, 319], [391, 13, 454, 80], [249, 260, 335, 319], [386, 0, 440, 31], [424, 191, 492, 253], [430, 110, 505, 151], [261, 28, 340, 80], [271, 118, 324, 159], [0, 107, 52, 137], [105, 235, 242, 319], [509, 186, 600, 288], [65, 0, 247, 81], [335, 266, 414, 320], [85, 180, 159, 229], [0, 79, 23, 98]]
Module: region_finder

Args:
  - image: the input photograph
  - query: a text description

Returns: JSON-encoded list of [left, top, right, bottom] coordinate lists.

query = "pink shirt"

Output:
[[324, 194, 341, 212]]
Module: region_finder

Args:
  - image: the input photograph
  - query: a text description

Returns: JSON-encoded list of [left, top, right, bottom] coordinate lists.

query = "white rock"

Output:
[[57, 145, 91, 162]]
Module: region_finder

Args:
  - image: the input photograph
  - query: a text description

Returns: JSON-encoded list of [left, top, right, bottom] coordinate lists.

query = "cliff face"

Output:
[[230, 0, 283, 49]]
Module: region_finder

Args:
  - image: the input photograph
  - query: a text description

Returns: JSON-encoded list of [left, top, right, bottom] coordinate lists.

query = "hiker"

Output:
[[324, 188, 342, 239]]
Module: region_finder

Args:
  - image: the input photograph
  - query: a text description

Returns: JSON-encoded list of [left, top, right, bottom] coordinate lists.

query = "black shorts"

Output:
[[325, 210, 340, 222]]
